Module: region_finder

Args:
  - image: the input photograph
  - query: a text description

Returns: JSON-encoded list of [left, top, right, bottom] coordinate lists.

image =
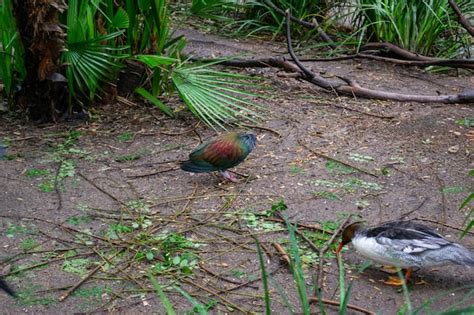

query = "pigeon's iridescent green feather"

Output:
[[181, 132, 256, 173]]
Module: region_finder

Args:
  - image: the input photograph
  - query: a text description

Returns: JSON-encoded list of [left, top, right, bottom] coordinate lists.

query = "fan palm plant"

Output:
[[62, 0, 129, 105]]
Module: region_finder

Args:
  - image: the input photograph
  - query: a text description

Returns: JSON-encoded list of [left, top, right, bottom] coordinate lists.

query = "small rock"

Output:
[[453, 131, 461, 136], [448, 145, 460, 153]]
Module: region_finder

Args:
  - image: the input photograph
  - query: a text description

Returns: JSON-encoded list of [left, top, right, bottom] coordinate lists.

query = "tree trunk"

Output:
[[12, 0, 68, 122]]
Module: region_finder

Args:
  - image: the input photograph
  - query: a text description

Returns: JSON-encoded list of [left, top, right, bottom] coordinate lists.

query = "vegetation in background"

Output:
[[353, 0, 474, 57], [0, 0, 264, 128], [62, 0, 128, 105], [0, 0, 26, 102]]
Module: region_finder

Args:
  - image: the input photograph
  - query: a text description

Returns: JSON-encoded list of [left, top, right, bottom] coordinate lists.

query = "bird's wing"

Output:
[[189, 134, 243, 169], [369, 222, 452, 254]]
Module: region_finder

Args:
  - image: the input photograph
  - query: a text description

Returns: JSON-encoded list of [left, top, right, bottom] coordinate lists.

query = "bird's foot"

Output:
[[383, 276, 406, 286], [219, 170, 239, 183], [382, 268, 412, 286], [380, 265, 399, 274]]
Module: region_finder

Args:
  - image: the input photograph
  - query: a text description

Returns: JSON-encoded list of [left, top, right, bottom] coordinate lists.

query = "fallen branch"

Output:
[[284, 11, 474, 104], [301, 52, 474, 69], [448, 0, 474, 37], [360, 42, 439, 61], [263, 0, 336, 48]]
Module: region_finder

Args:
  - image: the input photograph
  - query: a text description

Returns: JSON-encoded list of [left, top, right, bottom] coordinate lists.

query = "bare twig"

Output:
[[264, 0, 336, 48], [126, 166, 180, 178], [298, 139, 379, 177], [53, 160, 63, 211], [77, 171, 127, 207], [399, 197, 429, 220], [199, 264, 258, 289], [312, 102, 395, 120], [435, 174, 448, 232], [448, 0, 474, 37], [238, 123, 283, 137], [309, 297, 375, 315], [160, 121, 201, 136], [272, 242, 290, 264], [183, 278, 249, 313], [264, 217, 330, 233], [317, 215, 352, 290], [59, 260, 105, 302]]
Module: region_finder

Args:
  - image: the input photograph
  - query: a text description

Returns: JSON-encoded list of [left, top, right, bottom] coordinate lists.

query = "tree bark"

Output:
[[12, 0, 68, 122]]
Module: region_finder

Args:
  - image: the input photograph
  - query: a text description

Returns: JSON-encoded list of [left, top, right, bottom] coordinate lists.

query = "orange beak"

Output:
[[335, 243, 344, 255]]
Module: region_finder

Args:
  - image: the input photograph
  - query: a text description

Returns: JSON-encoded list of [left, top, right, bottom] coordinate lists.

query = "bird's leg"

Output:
[[219, 170, 239, 183], [384, 268, 412, 286]]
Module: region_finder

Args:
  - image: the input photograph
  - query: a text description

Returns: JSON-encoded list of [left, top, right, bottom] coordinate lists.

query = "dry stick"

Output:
[[59, 250, 126, 302], [151, 193, 278, 207], [77, 171, 127, 207], [272, 242, 290, 265], [238, 123, 283, 137], [172, 182, 199, 219], [264, 216, 331, 234], [126, 166, 180, 178], [317, 215, 352, 290], [309, 297, 375, 315], [217, 265, 283, 294], [435, 174, 448, 233], [53, 160, 63, 211], [312, 102, 395, 120], [92, 248, 147, 291], [59, 262, 103, 302], [282, 11, 474, 103], [263, 0, 336, 48], [4, 252, 94, 277], [160, 121, 201, 136], [398, 197, 429, 220], [182, 278, 249, 313], [297, 139, 379, 177], [199, 264, 258, 289], [448, 0, 474, 36], [0, 214, 130, 246]]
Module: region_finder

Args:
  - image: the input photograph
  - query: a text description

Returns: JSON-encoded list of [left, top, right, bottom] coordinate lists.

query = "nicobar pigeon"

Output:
[[181, 132, 256, 182]]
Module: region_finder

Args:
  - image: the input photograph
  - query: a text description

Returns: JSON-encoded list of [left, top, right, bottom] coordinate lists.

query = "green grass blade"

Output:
[[269, 276, 295, 314], [284, 216, 310, 314], [147, 271, 176, 315], [135, 87, 174, 117], [174, 286, 208, 315], [255, 237, 271, 314]]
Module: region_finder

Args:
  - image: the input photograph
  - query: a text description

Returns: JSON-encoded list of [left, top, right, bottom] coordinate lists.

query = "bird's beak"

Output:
[[335, 243, 344, 255]]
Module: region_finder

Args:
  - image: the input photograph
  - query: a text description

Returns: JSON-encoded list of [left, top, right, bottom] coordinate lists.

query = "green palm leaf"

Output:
[[171, 63, 265, 130]]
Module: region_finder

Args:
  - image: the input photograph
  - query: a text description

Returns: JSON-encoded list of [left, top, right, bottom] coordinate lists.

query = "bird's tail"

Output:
[[180, 160, 216, 173], [0, 278, 16, 297], [451, 246, 474, 267]]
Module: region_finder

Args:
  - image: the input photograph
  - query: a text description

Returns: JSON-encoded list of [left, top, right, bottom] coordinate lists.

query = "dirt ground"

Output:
[[1, 27, 473, 314]]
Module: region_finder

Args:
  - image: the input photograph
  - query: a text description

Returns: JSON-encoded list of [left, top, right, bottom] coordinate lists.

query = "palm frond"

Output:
[[171, 63, 265, 130]]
